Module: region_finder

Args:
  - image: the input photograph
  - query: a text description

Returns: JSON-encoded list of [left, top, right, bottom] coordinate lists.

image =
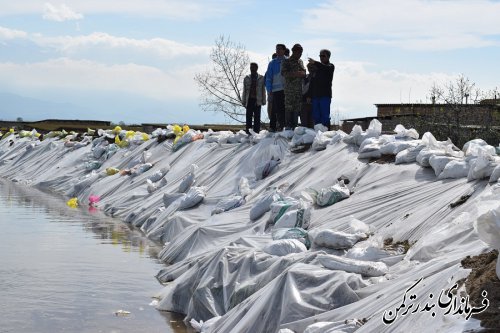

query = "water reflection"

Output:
[[0, 179, 193, 333]]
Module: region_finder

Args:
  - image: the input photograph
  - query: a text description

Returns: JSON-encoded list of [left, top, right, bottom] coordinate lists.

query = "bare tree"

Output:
[[422, 74, 500, 146], [195, 35, 250, 123]]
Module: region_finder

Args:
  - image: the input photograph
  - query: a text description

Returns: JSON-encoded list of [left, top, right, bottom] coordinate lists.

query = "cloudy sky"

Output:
[[1, 0, 499, 125]]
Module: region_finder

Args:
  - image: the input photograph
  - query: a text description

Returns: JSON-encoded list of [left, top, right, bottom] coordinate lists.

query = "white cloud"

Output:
[[0, 27, 211, 60], [302, 0, 500, 50], [0, 26, 28, 40], [332, 61, 458, 118], [0, 58, 202, 100], [34, 32, 211, 58], [0, 0, 235, 21], [43, 3, 83, 22]]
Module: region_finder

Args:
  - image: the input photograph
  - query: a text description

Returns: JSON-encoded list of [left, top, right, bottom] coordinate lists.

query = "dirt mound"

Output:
[[461, 250, 500, 330]]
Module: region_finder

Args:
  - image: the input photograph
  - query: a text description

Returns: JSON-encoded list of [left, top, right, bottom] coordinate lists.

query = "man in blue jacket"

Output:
[[265, 44, 287, 132]]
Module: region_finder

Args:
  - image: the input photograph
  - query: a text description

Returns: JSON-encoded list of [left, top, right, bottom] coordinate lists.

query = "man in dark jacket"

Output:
[[308, 49, 335, 129]]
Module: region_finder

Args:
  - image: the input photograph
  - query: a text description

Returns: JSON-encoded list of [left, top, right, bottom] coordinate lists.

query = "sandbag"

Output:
[[474, 208, 500, 279], [272, 227, 311, 249], [268, 198, 301, 225], [394, 124, 419, 140], [255, 159, 280, 180], [395, 145, 425, 164], [318, 254, 388, 277], [416, 149, 446, 167], [311, 131, 330, 151], [146, 179, 157, 194], [358, 143, 381, 159], [273, 204, 312, 230], [379, 140, 419, 155], [343, 125, 363, 145], [131, 163, 153, 176], [329, 130, 347, 145], [313, 230, 366, 249], [262, 239, 307, 256], [467, 154, 496, 181], [211, 195, 244, 215], [85, 161, 101, 171], [106, 167, 120, 176], [179, 164, 198, 193], [316, 183, 350, 207], [178, 187, 206, 210], [249, 190, 282, 221], [189, 316, 222, 333], [438, 160, 470, 180], [238, 177, 252, 198], [489, 165, 500, 183], [429, 155, 460, 177], [93, 145, 107, 159]]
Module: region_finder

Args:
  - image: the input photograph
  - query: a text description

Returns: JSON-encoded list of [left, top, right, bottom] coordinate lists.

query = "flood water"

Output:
[[0, 180, 192, 333]]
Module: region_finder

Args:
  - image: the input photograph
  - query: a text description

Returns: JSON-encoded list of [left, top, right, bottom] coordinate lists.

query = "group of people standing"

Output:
[[242, 43, 335, 134]]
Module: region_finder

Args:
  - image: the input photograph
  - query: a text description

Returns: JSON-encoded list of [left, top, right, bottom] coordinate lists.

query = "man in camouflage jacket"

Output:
[[281, 43, 306, 129]]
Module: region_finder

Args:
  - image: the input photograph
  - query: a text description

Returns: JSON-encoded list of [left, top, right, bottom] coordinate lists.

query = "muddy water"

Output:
[[0, 180, 192, 333]]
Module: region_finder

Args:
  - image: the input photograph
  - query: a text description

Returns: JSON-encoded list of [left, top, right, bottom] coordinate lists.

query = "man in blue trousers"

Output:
[[308, 49, 335, 129]]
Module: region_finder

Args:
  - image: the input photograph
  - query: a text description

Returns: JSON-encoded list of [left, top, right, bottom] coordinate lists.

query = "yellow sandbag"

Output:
[[87, 128, 95, 136], [182, 125, 190, 133], [66, 197, 78, 208], [125, 130, 135, 139], [142, 133, 149, 141], [113, 126, 122, 134], [19, 130, 31, 138], [106, 167, 120, 176], [172, 124, 182, 135], [2, 128, 14, 139]]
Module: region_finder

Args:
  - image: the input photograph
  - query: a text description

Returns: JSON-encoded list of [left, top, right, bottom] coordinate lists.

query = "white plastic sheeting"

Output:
[[0, 124, 498, 333]]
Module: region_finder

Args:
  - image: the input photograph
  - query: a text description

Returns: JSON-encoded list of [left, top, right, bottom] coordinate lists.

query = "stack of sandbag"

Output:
[[343, 119, 382, 146], [416, 132, 463, 168]]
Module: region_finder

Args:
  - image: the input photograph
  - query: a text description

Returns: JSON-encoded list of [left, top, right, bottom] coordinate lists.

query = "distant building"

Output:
[[340, 99, 500, 146]]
